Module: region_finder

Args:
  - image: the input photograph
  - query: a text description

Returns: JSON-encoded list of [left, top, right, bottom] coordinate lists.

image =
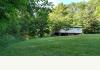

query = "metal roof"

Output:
[[59, 28, 83, 33]]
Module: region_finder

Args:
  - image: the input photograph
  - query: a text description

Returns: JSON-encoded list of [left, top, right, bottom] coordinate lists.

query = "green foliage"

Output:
[[48, 3, 71, 32], [0, 34, 20, 51], [0, 0, 52, 39], [28, 0, 53, 37], [84, 19, 100, 33], [49, 0, 100, 34], [0, 36, 8, 50]]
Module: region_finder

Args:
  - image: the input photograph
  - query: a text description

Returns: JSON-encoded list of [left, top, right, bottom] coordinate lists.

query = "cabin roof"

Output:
[[59, 27, 83, 34]]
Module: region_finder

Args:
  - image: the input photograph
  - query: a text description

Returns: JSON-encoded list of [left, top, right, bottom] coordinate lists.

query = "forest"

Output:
[[0, 0, 100, 50]]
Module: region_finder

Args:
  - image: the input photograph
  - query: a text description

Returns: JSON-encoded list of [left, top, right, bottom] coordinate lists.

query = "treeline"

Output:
[[0, 0, 53, 48], [0, 0, 100, 47], [0, 0, 53, 38], [49, 0, 100, 34]]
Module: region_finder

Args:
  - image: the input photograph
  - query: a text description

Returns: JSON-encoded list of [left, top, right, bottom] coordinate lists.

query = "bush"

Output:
[[83, 20, 100, 34], [0, 36, 8, 50], [0, 35, 18, 50]]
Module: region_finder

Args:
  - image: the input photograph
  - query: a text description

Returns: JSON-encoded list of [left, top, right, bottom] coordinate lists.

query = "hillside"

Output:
[[0, 34, 100, 56]]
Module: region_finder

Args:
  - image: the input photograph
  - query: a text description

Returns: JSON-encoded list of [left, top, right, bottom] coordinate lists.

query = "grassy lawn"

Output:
[[0, 34, 100, 56]]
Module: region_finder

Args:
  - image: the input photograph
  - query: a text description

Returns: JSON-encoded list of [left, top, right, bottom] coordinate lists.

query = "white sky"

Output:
[[48, 0, 62, 5], [48, 0, 87, 6]]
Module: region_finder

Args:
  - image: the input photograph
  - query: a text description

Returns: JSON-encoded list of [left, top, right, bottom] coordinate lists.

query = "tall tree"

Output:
[[48, 3, 70, 33], [29, 0, 53, 37]]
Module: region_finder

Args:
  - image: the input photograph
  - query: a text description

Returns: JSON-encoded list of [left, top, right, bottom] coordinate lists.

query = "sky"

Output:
[[48, 0, 85, 5]]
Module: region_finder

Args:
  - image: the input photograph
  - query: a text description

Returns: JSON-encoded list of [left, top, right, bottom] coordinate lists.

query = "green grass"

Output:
[[0, 34, 100, 56]]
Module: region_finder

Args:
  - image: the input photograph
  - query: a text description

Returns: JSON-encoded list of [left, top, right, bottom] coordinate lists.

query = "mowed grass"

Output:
[[0, 34, 100, 56]]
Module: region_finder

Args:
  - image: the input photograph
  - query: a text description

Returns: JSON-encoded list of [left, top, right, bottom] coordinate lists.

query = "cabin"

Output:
[[53, 27, 83, 36]]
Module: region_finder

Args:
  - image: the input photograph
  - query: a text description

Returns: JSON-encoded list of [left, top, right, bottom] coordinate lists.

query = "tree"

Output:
[[28, 0, 53, 37], [48, 3, 71, 34], [0, 0, 30, 48], [0, 0, 29, 36], [83, 0, 100, 33]]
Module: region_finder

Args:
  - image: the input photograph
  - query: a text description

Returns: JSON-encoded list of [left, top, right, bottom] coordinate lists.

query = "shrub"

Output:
[[0, 36, 8, 50], [0, 35, 18, 51]]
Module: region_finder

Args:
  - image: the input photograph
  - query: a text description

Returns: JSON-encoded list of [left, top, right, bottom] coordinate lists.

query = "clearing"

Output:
[[0, 34, 100, 56]]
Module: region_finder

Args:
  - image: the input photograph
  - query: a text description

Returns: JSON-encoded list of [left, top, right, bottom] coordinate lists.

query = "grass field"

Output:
[[0, 34, 100, 56]]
